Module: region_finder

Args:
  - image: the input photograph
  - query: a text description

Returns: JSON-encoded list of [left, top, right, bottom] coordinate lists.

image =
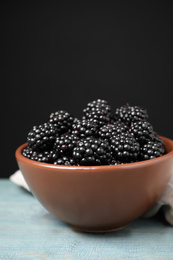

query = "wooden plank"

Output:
[[0, 180, 173, 259]]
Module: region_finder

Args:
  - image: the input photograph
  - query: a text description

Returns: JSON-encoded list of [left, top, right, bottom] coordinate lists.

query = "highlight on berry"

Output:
[[23, 99, 165, 166]]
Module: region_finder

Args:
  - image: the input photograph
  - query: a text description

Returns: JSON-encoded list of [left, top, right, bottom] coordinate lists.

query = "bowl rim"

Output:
[[15, 136, 173, 170]]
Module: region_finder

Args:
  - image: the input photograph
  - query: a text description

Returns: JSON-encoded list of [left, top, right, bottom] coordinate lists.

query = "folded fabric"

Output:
[[142, 172, 173, 225], [10, 170, 30, 192], [10, 170, 173, 225]]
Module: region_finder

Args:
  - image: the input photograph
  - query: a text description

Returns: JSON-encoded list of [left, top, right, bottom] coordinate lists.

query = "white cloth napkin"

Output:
[[10, 170, 173, 225], [142, 172, 173, 225], [10, 170, 30, 191]]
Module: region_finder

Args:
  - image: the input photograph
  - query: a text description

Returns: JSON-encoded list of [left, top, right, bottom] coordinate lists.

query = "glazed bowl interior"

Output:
[[15, 136, 173, 232]]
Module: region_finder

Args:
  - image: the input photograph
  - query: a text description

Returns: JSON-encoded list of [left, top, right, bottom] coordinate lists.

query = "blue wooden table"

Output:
[[0, 180, 173, 259]]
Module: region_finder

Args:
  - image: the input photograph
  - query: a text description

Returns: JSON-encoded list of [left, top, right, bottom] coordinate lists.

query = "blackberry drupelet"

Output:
[[139, 140, 165, 161], [72, 137, 112, 166], [99, 122, 128, 140], [83, 99, 112, 127], [53, 133, 79, 157], [54, 156, 76, 166], [27, 122, 58, 151], [129, 120, 155, 144], [22, 147, 54, 163], [72, 119, 98, 138], [115, 104, 148, 126], [110, 132, 140, 163], [49, 110, 74, 134]]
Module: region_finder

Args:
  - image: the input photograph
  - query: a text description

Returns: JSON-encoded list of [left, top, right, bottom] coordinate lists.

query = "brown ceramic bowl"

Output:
[[15, 136, 173, 232]]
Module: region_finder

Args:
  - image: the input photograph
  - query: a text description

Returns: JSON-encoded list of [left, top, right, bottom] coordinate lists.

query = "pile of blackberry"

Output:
[[23, 99, 166, 166]]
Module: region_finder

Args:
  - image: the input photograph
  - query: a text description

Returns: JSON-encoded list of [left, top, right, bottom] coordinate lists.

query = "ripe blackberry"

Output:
[[54, 156, 76, 166], [72, 137, 112, 166], [109, 156, 123, 165], [99, 122, 128, 140], [139, 140, 165, 161], [72, 119, 98, 138], [152, 133, 165, 146], [83, 99, 111, 127], [84, 99, 111, 113], [110, 132, 140, 163], [53, 133, 79, 157], [129, 120, 155, 144], [22, 147, 54, 163], [27, 122, 57, 151], [115, 104, 148, 126], [49, 110, 74, 134]]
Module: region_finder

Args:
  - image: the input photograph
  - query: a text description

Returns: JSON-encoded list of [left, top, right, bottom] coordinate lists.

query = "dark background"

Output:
[[1, 1, 173, 178]]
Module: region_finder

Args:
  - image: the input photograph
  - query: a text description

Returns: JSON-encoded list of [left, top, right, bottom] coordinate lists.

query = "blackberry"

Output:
[[22, 147, 54, 163], [72, 119, 98, 138], [99, 122, 128, 140], [110, 132, 140, 163], [109, 156, 123, 165], [53, 133, 79, 157], [139, 140, 165, 161], [54, 156, 76, 166], [83, 99, 111, 127], [152, 134, 165, 146], [115, 104, 148, 126], [49, 110, 74, 134], [27, 122, 57, 151], [129, 120, 155, 144], [84, 99, 111, 113], [72, 137, 112, 166]]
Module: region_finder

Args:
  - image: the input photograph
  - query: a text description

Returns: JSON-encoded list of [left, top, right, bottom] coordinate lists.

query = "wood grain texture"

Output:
[[0, 180, 173, 259]]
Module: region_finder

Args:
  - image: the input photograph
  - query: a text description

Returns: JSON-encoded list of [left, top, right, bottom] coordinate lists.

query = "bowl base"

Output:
[[72, 224, 127, 233]]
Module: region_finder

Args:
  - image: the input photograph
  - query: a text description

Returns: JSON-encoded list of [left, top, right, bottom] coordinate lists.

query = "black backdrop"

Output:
[[1, 1, 173, 178]]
